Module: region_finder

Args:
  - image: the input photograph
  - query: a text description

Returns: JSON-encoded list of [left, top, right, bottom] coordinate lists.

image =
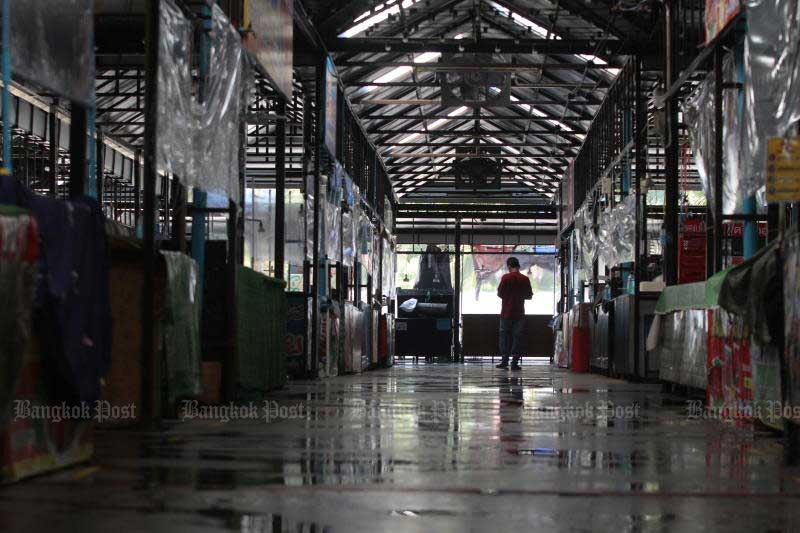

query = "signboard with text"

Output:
[[766, 137, 800, 202]]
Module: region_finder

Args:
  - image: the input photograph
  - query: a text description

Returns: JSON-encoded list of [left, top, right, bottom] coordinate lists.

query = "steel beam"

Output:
[[361, 113, 586, 122], [368, 128, 586, 135], [345, 81, 606, 89], [328, 38, 632, 55], [663, 1, 679, 286], [385, 152, 569, 159], [380, 141, 578, 147], [339, 61, 619, 71], [353, 98, 588, 106]]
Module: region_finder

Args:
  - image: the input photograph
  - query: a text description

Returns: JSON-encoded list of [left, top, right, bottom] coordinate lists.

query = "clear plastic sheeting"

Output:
[[384, 201, 394, 231], [324, 199, 341, 261], [372, 232, 382, 288], [358, 208, 373, 269], [157, 0, 247, 203], [613, 195, 636, 264], [684, 52, 748, 214], [10, 0, 94, 104], [784, 231, 800, 415], [382, 238, 396, 298], [157, 0, 193, 181], [160, 251, 202, 406], [655, 309, 708, 389], [573, 204, 598, 273], [595, 195, 635, 267], [305, 174, 316, 260], [324, 176, 342, 261], [198, 4, 248, 202], [744, 0, 800, 200], [342, 210, 356, 267], [683, 77, 714, 209], [597, 208, 614, 267], [350, 192, 362, 264]]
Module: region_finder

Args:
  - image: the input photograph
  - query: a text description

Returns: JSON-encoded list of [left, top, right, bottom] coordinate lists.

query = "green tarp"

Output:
[[161, 251, 202, 406], [236, 266, 287, 397], [654, 268, 729, 314]]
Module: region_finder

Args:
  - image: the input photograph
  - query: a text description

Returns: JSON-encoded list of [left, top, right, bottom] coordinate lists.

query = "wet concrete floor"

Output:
[[2, 360, 800, 532]]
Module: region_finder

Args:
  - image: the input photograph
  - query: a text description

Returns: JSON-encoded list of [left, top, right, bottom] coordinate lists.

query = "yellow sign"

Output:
[[766, 137, 800, 202]]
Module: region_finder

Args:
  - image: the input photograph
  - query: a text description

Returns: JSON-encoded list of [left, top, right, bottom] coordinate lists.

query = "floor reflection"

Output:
[[1, 362, 800, 532]]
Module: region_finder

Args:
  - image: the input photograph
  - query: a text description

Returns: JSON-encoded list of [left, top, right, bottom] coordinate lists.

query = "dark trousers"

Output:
[[499, 318, 524, 365]]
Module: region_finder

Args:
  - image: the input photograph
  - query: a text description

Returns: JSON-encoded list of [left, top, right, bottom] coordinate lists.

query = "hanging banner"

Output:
[[323, 57, 338, 158], [10, 0, 94, 105], [244, 0, 294, 100], [678, 217, 706, 284], [766, 138, 800, 202], [704, 0, 741, 43]]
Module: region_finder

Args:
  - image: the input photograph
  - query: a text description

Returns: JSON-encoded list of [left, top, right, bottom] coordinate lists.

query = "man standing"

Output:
[[496, 257, 533, 370]]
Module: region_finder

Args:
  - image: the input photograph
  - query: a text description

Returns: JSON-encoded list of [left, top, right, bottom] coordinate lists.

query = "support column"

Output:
[[68, 103, 88, 198], [275, 96, 287, 280], [191, 189, 207, 295], [453, 218, 462, 362], [663, 0, 679, 285], [712, 46, 724, 273], [633, 57, 645, 379], [1, 0, 11, 175], [134, 149, 142, 231], [226, 197, 239, 402], [237, 119, 246, 265], [141, 0, 160, 424], [191, 0, 211, 296], [96, 131, 105, 208], [49, 100, 58, 197], [310, 61, 324, 378], [172, 182, 187, 252]]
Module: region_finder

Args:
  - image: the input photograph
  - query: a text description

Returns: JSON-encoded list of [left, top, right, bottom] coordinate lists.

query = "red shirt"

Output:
[[497, 271, 533, 319]]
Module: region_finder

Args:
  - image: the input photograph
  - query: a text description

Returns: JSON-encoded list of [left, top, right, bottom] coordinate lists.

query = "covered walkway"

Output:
[[2, 363, 797, 532]]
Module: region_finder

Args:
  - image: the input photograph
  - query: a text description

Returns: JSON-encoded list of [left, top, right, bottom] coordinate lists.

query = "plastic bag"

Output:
[[399, 298, 418, 313]]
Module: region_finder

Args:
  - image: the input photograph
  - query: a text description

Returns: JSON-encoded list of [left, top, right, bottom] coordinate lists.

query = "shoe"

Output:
[[495, 363, 509, 369], [510, 364, 522, 371]]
